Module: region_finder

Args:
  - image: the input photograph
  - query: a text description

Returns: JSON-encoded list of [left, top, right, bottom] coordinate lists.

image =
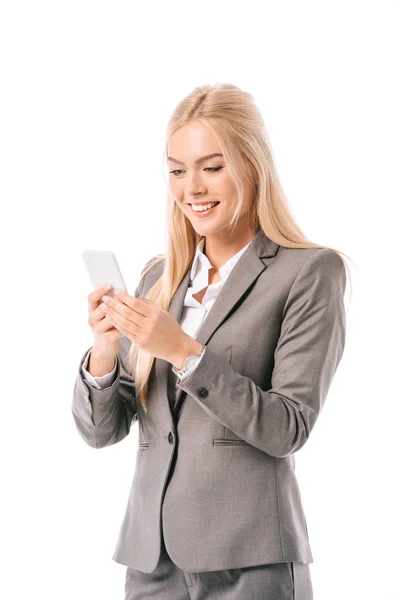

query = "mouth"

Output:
[[188, 201, 220, 217]]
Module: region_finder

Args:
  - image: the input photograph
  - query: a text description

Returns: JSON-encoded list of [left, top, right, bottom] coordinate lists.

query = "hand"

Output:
[[101, 289, 190, 364], [87, 285, 122, 357]]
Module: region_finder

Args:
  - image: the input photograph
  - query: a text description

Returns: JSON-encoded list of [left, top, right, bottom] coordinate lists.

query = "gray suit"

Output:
[[72, 228, 346, 576]]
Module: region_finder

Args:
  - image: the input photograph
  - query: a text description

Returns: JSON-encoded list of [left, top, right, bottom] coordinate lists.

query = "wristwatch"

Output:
[[171, 343, 206, 377]]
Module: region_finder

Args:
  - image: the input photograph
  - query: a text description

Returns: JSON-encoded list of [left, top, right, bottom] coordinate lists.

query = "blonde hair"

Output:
[[130, 83, 354, 413]]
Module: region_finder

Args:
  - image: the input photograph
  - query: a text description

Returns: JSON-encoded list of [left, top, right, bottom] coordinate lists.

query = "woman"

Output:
[[72, 83, 351, 599]]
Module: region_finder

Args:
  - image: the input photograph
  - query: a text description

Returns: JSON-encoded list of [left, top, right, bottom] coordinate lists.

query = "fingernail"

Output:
[[114, 288, 120, 296], [103, 284, 111, 290]]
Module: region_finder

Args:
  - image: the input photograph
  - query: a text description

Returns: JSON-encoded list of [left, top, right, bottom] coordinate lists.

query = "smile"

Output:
[[190, 202, 220, 217]]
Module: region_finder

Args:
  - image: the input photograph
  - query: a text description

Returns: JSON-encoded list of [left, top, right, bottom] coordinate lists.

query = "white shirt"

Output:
[[81, 236, 252, 388]]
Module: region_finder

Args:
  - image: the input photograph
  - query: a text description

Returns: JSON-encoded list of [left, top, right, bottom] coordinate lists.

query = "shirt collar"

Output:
[[189, 237, 251, 282]]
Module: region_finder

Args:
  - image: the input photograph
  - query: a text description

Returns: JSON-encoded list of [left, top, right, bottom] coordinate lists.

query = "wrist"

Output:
[[92, 345, 117, 361], [171, 336, 203, 370], [88, 348, 117, 377]]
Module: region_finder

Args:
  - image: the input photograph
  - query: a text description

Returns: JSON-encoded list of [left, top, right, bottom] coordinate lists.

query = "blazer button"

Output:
[[197, 387, 209, 398], [168, 432, 174, 445]]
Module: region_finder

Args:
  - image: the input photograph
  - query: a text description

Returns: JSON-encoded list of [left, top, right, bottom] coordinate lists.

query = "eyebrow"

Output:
[[167, 152, 224, 166]]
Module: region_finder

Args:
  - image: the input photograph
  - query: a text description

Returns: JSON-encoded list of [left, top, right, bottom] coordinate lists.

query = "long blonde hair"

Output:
[[130, 83, 354, 413]]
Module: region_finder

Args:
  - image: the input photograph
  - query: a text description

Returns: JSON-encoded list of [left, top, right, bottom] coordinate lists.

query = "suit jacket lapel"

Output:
[[155, 228, 280, 420]]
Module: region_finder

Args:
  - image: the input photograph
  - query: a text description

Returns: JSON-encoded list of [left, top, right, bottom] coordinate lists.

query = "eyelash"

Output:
[[169, 166, 224, 176]]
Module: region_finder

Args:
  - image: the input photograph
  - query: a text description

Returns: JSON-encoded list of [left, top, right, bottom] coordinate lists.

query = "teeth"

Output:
[[192, 202, 218, 212]]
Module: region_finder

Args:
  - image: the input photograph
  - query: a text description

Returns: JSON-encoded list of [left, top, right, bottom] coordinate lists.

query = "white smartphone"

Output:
[[82, 251, 128, 298]]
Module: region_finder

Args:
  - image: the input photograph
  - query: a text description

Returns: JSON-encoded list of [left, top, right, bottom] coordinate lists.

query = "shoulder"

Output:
[[277, 247, 347, 313], [277, 246, 345, 281], [271, 247, 347, 312]]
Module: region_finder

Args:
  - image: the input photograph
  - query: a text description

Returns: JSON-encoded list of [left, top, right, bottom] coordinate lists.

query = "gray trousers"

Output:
[[124, 531, 313, 599]]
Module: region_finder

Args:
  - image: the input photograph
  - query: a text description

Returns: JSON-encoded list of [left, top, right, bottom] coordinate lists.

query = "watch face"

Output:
[[185, 356, 198, 370]]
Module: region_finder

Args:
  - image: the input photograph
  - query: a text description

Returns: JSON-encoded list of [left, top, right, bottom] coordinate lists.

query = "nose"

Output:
[[185, 173, 206, 197]]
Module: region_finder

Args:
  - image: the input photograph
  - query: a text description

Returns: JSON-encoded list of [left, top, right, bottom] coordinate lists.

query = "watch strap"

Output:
[[172, 343, 206, 377]]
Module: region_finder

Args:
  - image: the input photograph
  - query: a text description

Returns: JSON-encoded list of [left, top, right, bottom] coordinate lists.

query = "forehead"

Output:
[[167, 121, 222, 158]]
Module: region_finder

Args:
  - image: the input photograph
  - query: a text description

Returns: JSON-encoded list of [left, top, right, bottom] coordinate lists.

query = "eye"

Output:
[[169, 166, 224, 176], [204, 166, 223, 173]]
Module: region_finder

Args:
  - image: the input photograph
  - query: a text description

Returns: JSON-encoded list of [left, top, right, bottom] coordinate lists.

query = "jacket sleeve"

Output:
[[176, 248, 347, 458], [81, 350, 118, 389], [71, 260, 151, 449]]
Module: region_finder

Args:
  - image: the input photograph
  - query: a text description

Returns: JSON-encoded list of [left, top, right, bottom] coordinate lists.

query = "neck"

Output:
[[203, 224, 257, 271]]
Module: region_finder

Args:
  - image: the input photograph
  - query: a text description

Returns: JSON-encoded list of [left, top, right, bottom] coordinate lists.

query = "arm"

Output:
[[176, 249, 347, 458], [71, 257, 154, 449], [71, 341, 136, 449], [81, 349, 117, 389]]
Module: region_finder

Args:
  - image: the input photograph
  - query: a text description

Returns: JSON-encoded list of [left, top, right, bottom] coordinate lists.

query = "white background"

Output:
[[1, 1, 399, 598]]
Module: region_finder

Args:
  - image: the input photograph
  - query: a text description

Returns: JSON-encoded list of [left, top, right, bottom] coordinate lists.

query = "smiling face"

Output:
[[167, 120, 255, 237]]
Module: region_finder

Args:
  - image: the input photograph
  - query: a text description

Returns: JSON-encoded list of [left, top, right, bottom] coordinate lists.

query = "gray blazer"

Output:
[[71, 227, 347, 574]]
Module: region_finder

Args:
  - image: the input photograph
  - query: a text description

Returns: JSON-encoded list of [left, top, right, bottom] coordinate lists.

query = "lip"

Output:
[[188, 201, 219, 206], [189, 202, 220, 218]]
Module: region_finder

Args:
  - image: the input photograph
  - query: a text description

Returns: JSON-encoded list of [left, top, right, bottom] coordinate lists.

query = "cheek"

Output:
[[169, 178, 183, 197], [218, 176, 237, 198]]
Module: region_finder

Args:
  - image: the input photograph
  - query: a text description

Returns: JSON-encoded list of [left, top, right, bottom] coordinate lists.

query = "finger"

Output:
[[109, 308, 145, 340], [95, 313, 117, 334], [108, 309, 136, 334], [114, 290, 150, 316], [88, 306, 121, 337], [107, 298, 145, 330], [87, 285, 113, 312], [88, 303, 112, 327], [109, 317, 140, 343], [97, 321, 124, 342]]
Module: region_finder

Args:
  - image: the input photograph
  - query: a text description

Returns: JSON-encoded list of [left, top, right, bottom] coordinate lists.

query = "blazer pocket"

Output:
[[213, 438, 251, 446], [138, 442, 150, 450]]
